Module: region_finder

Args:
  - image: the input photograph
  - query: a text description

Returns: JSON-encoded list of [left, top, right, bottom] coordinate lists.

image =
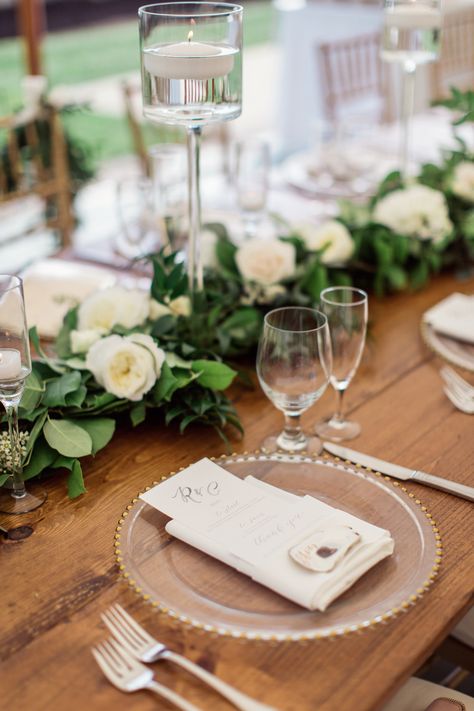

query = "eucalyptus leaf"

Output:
[[43, 371, 82, 408], [191, 360, 237, 390], [71, 418, 115, 455], [23, 436, 56, 480], [44, 418, 92, 457], [67, 459, 87, 498], [20, 370, 45, 412]]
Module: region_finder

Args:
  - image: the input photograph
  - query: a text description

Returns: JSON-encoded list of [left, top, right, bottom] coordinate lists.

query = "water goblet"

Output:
[[235, 138, 270, 239], [257, 307, 332, 454], [0, 275, 46, 514], [315, 286, 368, 442]]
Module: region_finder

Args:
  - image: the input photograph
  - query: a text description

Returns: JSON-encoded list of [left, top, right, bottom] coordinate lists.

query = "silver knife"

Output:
[[322, 442, 474, 503]]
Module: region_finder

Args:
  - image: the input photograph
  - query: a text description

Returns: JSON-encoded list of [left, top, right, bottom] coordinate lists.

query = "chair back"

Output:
[[431, 7, 474, 100], [317, 31, 390, 123], [0, 105, 74, 247]]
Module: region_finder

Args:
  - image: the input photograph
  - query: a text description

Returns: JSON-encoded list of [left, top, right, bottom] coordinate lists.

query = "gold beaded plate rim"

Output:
[[420, 320, 474, 374], [114, 451, 442, 643]]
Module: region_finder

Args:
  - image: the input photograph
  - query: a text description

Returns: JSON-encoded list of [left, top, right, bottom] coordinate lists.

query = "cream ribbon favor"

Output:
[[140, 459, 394, 613]]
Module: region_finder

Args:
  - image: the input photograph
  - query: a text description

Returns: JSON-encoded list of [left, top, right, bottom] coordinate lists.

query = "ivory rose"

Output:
[[70, 328, 105, 354], [86, 334, 165, 401], [297, 220, 355, 265], [451, 161, 474, 203], [149, 295, 192, 320], [235, 238, 296, 285], [78, 286, 149, 332], [373, 185, 453, 243]]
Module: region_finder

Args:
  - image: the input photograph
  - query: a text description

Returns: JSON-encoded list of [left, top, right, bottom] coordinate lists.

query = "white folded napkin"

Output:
[[424, 293, 474, 344], [166, 476, 394, 612]]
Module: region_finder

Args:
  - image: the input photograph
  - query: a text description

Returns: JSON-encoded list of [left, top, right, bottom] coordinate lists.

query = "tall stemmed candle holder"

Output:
[[381, 0, 441, 179], [0, 276, 46, 514], [139, 2, 242, 300]]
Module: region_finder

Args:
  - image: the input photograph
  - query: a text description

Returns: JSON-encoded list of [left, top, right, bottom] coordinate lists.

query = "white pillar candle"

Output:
[[144, 42, 237, 81], [384, 5, 442, 30], [0, 349, 22, 380]]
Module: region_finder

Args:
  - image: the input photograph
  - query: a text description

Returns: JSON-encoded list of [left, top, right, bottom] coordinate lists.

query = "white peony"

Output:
[[451, 161, 474, 203], [296, 220, 355, 265], [86, 334, 165, 401], [373, 184, 453, 243], [77, 286, 149, 333], [235, 238, 296, 286], [70, 328, 105, 354], [149, 295, 191, 320]]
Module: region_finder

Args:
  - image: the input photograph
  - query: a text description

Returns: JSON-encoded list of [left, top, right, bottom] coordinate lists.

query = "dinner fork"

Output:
[[440, 365, 474, 400], [102, 604, 277, 711], [443, 386, 474, 414], [92, 637, 203, 711]]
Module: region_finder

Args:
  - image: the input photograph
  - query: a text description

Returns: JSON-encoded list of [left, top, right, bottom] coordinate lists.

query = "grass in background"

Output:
[[0, 2, 274, 163]]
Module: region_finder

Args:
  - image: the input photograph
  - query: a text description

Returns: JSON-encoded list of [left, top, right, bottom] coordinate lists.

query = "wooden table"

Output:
[[1, 271, 473, 711]]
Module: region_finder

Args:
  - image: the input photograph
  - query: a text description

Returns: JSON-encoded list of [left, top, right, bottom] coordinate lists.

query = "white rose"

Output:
[[373, 184, 453, 243], [297, 220, 354, 265], [86, 334, 165, 401], [78, 286, 149, 332], [70, 328, 105, 354], [149, 295, 191, 319], [452, 161, 474, 203], [169, 295, 191, 317], [149, 299, 172, 320], [235, 238, 296, 286]]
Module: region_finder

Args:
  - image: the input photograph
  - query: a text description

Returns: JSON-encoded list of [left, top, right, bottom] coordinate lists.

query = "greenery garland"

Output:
[[1, 89, 473, 499]]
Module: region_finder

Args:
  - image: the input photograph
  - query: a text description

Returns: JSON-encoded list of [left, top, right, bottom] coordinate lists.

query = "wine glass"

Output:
[[315, 287, 368, 442], [381, 0, 442, 178], [257, 307, 332, 454], [148, 142, 187, 252], [139, 2, 243, 300], [116, 176, 160, 258], [235, 138, 270, 239], [0, 275, 46, 514]]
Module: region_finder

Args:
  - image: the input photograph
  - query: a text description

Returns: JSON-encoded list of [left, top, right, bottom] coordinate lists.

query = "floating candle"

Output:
[[0, 349, 22, 380], [143, 42, 237, 81]]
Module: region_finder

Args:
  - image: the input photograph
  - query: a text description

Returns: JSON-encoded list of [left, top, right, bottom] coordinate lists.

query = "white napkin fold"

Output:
[[165, 476, 394, 612], [424, 293, 474, 344]]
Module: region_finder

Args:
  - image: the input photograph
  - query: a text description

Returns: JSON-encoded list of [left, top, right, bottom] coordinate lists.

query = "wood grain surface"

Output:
[[1, 271, 473, 711]]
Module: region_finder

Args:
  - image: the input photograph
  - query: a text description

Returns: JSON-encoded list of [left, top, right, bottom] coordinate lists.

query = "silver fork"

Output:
[[443, 385, 474, 414], [102, 604, 277, 711], [92, 637, 203, 711], [440, 365, 474, 400]]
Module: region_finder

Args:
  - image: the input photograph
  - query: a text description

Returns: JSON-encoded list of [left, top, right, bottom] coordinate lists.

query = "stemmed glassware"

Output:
[[381, 0, 441, 178], [235, 138, 270, 239], [315, 287, 368, 442], [0, 275, 46, 514], [257, 307, 332, 454], [139, 2, 242, 301]]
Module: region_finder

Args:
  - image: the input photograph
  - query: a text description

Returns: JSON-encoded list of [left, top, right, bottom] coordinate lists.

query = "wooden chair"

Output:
[[0, 105, 74, 247], [431, 7, 474, 101], [317, 31, 391, 124]]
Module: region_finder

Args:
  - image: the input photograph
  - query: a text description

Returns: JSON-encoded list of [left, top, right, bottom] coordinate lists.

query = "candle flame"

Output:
[[187, 30, 193, 42]]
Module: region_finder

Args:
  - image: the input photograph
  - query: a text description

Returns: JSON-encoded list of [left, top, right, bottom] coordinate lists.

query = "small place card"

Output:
[[141, 458, 335, 568]]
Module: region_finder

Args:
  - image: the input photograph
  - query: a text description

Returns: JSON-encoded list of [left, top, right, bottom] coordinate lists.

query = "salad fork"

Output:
[[443, 386, 474, 414], [440, 365, 474, 400], [92, 637, 202, 711], [102, 604, 277, 711]]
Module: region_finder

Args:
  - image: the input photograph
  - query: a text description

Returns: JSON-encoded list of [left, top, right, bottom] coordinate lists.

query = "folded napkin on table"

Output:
[[424, 293, 474, 344], [166, 476, 394, 612]]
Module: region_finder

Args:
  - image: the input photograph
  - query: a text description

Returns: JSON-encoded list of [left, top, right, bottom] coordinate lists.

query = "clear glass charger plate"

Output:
[[116, 453, 441, 642], [421, 320, 474, 373]]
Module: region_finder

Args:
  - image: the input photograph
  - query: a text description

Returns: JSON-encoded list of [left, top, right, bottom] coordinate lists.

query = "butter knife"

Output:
[[322, 442, 474, 503]]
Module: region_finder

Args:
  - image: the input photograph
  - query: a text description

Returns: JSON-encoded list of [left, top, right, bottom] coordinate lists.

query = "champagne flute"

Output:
[[315, 287, 368, 442], [0, 275, 46, 514], [257, 307, 332, 454], [381, 0, 441, 178]]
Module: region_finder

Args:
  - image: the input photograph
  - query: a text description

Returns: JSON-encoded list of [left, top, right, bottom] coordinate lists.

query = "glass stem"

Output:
[[401, 62, 416, 181], [4, 402, 26, 500], [334, 389, 346, 423], [186, 125, 203, 301], [283, 413, 302, 443]]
